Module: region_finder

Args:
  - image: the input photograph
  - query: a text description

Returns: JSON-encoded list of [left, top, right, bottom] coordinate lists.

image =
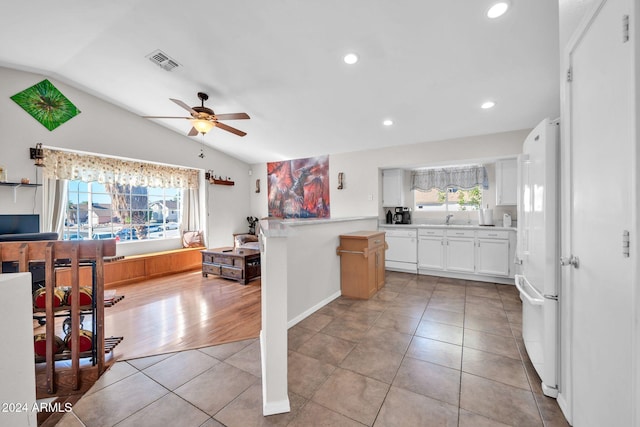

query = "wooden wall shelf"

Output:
[[210, 179, 234, 186]]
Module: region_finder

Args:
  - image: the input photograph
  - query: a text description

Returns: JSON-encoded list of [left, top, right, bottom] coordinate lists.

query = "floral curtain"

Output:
[[42, 148, 199, 189], [411, 165, 488, 191]]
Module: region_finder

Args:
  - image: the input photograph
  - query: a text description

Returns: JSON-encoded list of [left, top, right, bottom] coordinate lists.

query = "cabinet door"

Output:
[[382, 169, 404, 207], [496, 158, 518, 206], [445, 238, 475, 273], [418, 236, 444, 270], [376, 247, 386, 290], [476, 239, 510, 276], [367, 250, 378, 297]]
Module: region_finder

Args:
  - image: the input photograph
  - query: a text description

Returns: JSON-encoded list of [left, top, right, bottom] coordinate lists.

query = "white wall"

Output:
[[285, 218, 378, 324], [0, 66, 252, 252], [250, 129, 527, 221]]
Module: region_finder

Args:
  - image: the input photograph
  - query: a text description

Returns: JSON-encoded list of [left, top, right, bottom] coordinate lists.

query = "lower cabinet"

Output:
[[476, 237, 510, 276], [417, 227, 514, 282], [338, 231, 387, 299], [445, 236, 476, 273], [418, 232, 445, 270]]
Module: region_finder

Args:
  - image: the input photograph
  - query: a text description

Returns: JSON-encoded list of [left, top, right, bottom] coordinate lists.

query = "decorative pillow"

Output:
[[235, 234, 259, 247], [182, 230, 204, 248]]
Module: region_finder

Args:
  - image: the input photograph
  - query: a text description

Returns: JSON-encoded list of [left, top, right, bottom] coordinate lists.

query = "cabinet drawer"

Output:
[[368, 236, 385, 249], [418, 228, 445, 237], [222, 266, 243, 279], [477, 230, 509, 239], [446, 229, 475, 238], [203, 263, 221, 275], [202, 253, 215, 264], [212, 255, 234, 265]]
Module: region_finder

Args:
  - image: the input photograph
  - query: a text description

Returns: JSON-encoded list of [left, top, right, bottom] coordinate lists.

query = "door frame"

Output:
[[561, 0, 639, 424]]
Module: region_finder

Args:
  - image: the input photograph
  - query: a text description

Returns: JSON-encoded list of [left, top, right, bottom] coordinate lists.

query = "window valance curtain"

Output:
[[42, 148, 199, 189], [411, 165, 488, 191]]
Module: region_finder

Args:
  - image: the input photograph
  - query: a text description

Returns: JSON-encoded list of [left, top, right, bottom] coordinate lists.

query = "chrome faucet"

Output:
[[445, 214, 454, 225]]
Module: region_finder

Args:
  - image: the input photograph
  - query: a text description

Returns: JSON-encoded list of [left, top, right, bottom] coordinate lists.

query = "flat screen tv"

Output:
[[0, 214, 40, 234]]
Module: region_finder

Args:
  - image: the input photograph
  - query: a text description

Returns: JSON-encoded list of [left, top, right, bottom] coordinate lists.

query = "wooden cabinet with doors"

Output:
[[337, 231, 387, 299]]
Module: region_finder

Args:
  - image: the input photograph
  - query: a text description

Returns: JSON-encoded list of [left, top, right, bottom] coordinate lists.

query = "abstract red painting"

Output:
[[267, 155, 330, 218]]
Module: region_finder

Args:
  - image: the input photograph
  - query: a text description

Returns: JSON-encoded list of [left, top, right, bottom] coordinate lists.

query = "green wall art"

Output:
[[11, 79, 81, 131]]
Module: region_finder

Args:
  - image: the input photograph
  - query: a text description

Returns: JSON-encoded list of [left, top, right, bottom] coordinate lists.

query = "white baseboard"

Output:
[[287, 290, 341, 328], [385, 260, 418, 273], [263, 399, 291, 416], [557, 393, 573, 425], [417, 268, 515, 285]]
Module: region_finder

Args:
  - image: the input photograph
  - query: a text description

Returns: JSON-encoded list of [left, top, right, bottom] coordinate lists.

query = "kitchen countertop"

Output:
[[378, 223, 517, 231]]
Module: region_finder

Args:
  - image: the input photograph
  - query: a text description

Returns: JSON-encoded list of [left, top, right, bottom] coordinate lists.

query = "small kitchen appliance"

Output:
[[386, 210, 393, 224], [394, 207, 411, 224]]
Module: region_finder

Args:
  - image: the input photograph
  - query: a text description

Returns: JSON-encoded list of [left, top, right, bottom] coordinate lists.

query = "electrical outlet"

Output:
[[368, 194, 373, 201]]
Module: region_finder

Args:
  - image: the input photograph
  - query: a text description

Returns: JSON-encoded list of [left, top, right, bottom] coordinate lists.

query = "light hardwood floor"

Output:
[[105, 270, 262, 360]]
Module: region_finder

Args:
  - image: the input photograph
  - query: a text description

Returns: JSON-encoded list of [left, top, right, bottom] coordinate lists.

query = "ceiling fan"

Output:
[[143, 92, 250, 137]]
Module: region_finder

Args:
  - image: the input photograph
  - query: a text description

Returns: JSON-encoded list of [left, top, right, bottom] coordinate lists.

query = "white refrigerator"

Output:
[[514, 118, 559, 398]]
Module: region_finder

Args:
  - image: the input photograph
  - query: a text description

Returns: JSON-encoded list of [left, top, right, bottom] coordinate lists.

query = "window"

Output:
[[63, 180, 182, 242], [415, 186, 482, 213]]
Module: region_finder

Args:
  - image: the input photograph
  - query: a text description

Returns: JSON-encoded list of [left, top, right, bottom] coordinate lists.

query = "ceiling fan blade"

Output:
[[187, 127, 199, 136], [142, 116, 191, 119], [170, 98, 197, 114], [215, 122, 247, 137], [213, 113, 250, 120]]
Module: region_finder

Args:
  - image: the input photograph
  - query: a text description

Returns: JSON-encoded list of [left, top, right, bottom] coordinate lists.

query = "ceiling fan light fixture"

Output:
[[191, 119, 215, 134]]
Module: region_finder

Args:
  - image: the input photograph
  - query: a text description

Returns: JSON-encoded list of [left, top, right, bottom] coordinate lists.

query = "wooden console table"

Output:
[[201, 247, 261, 285]]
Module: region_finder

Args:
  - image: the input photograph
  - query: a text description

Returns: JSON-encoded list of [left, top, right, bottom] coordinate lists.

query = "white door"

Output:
[[418, 236, 444, 270], [495, 158, 518, 206], [445, 237, 475, 273], [476, 239, 509, 276], [564, 0, 635, 424]]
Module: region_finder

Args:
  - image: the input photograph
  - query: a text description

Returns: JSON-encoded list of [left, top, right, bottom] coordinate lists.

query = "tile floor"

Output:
[[55, 272, 570, 426]]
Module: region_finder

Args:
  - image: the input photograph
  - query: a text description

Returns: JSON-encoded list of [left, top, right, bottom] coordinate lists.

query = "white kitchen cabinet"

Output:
[[495, 158, 518, 206], [416, 226, 515, 284], [445, 235, 475, 273], [382, 169, 405, 207], [476, 238, 510, 276], [418, 235, 444, 270]]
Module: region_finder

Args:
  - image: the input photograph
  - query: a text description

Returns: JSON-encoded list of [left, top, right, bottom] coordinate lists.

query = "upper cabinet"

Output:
[[382, 169, 406, 207], [495, 158, 517, 206]]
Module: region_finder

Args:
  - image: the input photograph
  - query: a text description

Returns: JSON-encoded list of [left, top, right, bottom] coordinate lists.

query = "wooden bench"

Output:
[[103, 246, 203, 288], [54, 246, 204, 289]]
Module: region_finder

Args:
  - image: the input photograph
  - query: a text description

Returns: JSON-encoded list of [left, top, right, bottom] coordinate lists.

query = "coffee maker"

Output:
[[393, 207, 412, 224]]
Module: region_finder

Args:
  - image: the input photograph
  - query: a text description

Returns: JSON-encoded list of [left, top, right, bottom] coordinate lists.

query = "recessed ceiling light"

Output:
[[343, 53, 359, 65], [481, 101, 496, 109], [487, 2, 509, 19], [383, 119, 394, 126]]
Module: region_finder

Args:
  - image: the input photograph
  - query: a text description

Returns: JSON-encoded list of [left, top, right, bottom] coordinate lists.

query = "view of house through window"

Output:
[[63, 180, 182, 241], [415, 186, 482, 213]]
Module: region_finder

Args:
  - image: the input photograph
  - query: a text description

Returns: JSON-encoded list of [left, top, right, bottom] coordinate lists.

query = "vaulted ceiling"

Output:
[[0, 1, 559, 164]]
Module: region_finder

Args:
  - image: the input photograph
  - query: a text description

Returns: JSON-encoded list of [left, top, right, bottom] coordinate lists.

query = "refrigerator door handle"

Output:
[[514, 274, 544, 306]]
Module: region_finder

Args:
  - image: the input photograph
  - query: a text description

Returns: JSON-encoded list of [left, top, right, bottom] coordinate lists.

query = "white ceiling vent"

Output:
[[146, 49, 180, 71]]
